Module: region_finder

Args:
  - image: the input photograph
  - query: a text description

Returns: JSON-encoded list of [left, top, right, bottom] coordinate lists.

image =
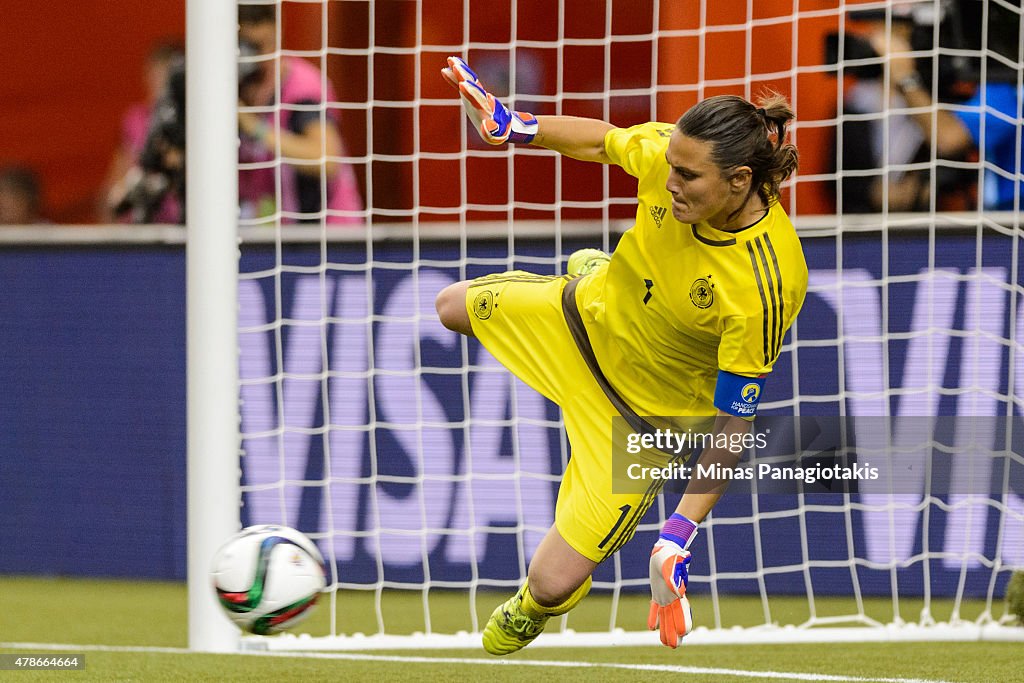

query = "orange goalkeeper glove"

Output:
[[648, 539, 693, 648], [441, 56, 538, 145], [648, 513, 698, 648]]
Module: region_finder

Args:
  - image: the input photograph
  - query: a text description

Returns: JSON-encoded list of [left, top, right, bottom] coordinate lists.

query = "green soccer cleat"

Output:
[[481, 588, 549, 655], [567, 248, 610, 276]]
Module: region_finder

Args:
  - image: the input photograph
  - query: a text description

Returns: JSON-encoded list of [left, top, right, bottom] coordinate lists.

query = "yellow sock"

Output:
[[519, 576, 592, 619]]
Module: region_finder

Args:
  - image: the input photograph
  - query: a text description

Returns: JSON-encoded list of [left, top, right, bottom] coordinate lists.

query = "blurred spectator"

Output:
[[102, 41, 185, 223], [872, 4, 1024, 211], [831, 3, 976, 213], [237, 4, 363, 225], [0, 166, 45, 224], [945, 2, 1023, 210]]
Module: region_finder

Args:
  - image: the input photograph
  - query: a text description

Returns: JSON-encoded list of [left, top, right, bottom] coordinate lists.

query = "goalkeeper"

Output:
[[436, 57, 807, 654]]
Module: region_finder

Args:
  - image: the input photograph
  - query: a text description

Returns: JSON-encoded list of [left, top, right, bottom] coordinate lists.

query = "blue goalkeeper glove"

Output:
[[648, 514, 698, 648], [441, 56, 538, 145]]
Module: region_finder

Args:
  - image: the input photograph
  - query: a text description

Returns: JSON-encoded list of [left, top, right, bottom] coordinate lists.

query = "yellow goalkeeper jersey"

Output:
[[573, 122, 808, 417]]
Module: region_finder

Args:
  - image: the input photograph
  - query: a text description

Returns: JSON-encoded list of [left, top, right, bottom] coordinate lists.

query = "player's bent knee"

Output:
[[436, 281, 473, 336]]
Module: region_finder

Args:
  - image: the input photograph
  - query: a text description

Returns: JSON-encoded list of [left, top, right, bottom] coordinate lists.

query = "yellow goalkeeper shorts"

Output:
[[465, 271, 671, 563]]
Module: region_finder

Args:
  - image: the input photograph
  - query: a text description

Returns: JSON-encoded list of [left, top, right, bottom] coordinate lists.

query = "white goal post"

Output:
[[186, 0, 1024, 651], [186, 0, 241, 653]]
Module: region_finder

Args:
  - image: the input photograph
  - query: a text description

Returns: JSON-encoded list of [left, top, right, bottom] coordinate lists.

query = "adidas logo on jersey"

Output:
[[650, 206, 667, 228]]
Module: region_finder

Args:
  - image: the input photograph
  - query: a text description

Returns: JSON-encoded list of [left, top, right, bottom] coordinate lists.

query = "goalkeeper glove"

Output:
[[441, 56, 538, 145], [648, 513, 698, 648]]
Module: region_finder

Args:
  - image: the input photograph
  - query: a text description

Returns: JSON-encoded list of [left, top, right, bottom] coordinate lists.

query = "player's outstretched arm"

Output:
[[532, 115, 614, 164], [649, 412, 750, 648], [676, 412, 750, 520], [442, 56, 614, 163]]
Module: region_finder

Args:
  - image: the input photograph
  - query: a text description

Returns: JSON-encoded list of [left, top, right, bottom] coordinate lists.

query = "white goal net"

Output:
[[224, 0, 1024, 649]]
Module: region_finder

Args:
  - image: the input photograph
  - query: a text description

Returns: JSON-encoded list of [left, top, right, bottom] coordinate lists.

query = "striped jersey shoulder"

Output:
[[744, 232, 787, 367], [740, 207, 807, 368]]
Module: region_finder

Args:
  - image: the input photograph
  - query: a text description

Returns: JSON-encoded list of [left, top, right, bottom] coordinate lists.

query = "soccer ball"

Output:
[[211, 524, 327, 635]]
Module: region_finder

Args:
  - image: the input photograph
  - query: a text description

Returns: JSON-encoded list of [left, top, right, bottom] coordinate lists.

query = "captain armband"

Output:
[[713, 370, 766, 418]]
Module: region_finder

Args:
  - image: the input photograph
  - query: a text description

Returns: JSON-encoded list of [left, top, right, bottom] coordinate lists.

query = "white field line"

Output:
[[0, 641, 962, 683]]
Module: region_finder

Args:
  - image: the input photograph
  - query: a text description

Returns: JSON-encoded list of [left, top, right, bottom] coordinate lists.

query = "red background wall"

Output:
[[0, 2, 185, 223], [0, 1, 844, 224]]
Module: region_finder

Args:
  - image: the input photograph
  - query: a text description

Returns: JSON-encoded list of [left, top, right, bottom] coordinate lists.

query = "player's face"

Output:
[[664, 132, 744, 229]]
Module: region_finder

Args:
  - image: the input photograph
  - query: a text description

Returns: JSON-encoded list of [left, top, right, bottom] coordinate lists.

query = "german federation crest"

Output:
[[689, 277, 714, 309], [473, 290, 494, 319]]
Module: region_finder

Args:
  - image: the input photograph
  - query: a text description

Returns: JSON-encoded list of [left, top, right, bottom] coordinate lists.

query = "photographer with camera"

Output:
[[829, 1, 975, 213], [237, 4, 363, 225], [104, 42, 186, 224], [110, 7, 364, 226]]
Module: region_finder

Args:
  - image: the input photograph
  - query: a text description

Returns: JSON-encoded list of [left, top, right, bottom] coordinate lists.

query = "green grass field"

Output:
[[1, 576, 1021, 682]]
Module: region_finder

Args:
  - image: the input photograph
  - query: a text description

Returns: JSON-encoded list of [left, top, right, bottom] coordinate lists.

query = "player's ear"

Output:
[[729, 166, 752, 192]]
